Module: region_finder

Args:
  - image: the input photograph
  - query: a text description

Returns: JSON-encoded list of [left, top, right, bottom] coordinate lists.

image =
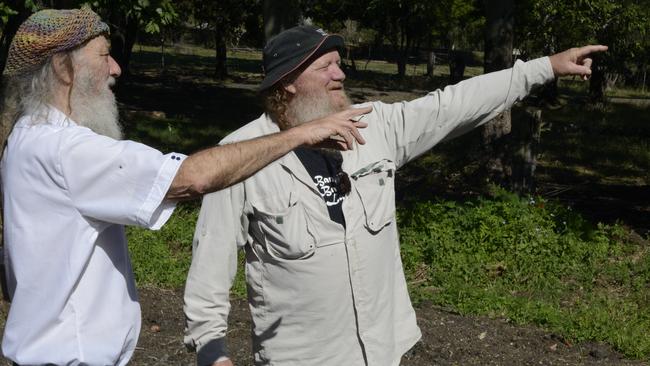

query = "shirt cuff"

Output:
[[138, 152, 187, 230], [531, 56, 555, 83], [197, 338, 229, 366]]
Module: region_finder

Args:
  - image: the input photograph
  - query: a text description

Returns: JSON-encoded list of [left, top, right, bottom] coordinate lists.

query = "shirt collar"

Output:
[[16, 105, 78, 128]]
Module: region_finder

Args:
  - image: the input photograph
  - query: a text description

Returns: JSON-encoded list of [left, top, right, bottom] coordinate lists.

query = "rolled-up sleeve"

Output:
[[59, 128, 186, 229]]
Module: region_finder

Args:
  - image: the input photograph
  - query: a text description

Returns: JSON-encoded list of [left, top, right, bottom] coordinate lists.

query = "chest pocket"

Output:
[[251, 194, 317, 261], [351, 159, 396, 233]]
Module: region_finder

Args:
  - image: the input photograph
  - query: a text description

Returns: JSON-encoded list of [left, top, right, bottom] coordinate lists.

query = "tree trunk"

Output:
[[540, 78, 559, 107], [483, 0, 514, 73], [263, 0, 301, 41], [108, 11, 138, 77], [481, 0, 514, 186], [347, 46, 357, 73], [511, 107, 542, 194], [397, 55, 407, 78], [449, 50, 466, 84], [589, 55, 606, 103], [214, 27, 228, 79], [426, 51, 435, 78], [160, 35, 165, 72]]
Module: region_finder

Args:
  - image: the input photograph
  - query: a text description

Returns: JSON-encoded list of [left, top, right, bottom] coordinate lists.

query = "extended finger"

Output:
[[345, 105, 373, 119], [352, 120, 368, 129], [338, 127, 355, 150], [576, 45, 608, 58], [581, 58, 593, 80], [348, 125, 366, 145]]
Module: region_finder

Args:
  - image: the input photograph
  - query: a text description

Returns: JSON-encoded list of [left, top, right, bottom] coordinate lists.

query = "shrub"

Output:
[[398, 186, 650, 358]]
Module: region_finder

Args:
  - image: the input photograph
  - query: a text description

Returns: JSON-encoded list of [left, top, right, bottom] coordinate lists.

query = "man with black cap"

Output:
[[0, 9, 368, 365], [183, 25, 607, 365]]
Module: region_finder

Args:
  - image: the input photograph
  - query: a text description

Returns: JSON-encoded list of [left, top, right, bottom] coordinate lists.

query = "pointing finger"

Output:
[[346, 105, 373, 119], [576, 45, 608, 58]]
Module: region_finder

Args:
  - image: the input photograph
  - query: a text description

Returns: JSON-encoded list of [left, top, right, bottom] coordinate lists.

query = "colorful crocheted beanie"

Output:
[[3, 8, 109, 77]]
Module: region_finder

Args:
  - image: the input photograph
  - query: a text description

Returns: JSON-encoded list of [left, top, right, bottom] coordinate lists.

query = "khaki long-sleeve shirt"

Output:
[[183, 57, 555, 366]]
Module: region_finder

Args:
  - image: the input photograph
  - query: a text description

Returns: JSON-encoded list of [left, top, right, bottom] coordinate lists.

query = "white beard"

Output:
[[286, 87, 351, 127], [69, 65, 122, 140], [285, 87, 352, 155]]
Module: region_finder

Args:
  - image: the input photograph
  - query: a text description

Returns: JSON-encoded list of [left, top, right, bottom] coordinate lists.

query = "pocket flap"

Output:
[[351, 159, 396, 233], [252, 201, 317, 260]]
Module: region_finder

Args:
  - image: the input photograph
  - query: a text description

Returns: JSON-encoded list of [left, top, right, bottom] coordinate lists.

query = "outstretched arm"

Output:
[[166, 106, 370, 200], [373, 44, 608, 168]]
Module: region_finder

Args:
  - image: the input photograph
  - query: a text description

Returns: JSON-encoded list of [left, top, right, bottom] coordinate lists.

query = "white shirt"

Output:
[[1, 107, 185, 365], [184, 57, 555, 365]]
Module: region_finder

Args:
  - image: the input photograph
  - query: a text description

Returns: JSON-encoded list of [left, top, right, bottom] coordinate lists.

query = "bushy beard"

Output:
[[69, 65, 122, 140], [285, 86, 351, 128], [285, 87, 352, 156]]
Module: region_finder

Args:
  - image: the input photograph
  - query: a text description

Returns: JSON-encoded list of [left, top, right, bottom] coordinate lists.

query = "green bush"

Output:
[[398, 186, 650, 358]]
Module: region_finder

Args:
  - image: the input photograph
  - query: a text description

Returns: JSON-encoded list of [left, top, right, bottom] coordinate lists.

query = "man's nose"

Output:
[[108, 56, 122, 78], [331, 63, 346, 81]]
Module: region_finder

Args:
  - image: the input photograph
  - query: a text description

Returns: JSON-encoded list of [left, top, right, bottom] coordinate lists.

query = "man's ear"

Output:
[[51, 53, 74, 85], [283, 83, 297, 95]]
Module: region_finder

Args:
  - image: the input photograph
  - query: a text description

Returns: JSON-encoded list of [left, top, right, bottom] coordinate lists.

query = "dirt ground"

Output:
[[128, 287, 648, 366]]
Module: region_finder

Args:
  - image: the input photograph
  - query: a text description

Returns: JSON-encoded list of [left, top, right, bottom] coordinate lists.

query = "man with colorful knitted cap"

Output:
[[0, 9, 368, 365], [183, 25, 607, 365]]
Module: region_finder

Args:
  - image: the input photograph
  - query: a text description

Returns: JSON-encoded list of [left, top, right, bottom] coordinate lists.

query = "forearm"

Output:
[[167, 129, 303, 200]]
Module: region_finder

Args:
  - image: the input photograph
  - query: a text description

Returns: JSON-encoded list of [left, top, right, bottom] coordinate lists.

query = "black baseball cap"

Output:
[[260, 25, 345, 92]]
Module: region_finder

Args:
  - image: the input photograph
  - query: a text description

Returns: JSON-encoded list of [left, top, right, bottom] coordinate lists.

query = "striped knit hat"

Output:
[[3, 8, 109, 77]]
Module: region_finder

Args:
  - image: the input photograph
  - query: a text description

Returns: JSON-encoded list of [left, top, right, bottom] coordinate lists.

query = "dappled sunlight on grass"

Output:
[[541, 102, 650, 185]]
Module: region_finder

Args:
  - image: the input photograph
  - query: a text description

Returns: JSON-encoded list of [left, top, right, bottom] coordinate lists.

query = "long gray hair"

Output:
[[0, 59, 57, 151]]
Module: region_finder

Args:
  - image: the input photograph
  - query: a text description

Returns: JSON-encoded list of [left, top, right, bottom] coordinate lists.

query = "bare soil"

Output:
[[129, 288, 648, 366]]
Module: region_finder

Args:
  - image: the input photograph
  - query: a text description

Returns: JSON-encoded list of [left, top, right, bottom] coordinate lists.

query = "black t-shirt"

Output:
[[294, 148, 346, 227]]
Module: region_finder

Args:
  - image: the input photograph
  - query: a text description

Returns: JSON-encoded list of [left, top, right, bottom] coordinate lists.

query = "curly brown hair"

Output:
[[260, 59, 313, 130], [261, 84, 293, 131]]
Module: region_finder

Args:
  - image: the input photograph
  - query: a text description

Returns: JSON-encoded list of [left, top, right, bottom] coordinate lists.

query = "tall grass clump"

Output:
[[399, 187, 650, 358]]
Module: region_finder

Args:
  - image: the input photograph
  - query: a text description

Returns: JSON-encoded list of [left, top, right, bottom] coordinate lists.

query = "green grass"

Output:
[[127, 202, 197, 287], [540, 99, 650, 185]]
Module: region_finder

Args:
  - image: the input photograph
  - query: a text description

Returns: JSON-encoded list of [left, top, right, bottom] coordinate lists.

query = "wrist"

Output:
[[283, 124, 308, 148]]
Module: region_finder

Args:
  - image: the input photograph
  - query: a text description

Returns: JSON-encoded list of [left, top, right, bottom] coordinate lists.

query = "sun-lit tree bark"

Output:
[[481, 0, 514, 186]]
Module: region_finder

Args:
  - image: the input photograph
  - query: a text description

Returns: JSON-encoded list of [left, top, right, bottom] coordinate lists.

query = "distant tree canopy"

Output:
[[1, 0, 649, 87]]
